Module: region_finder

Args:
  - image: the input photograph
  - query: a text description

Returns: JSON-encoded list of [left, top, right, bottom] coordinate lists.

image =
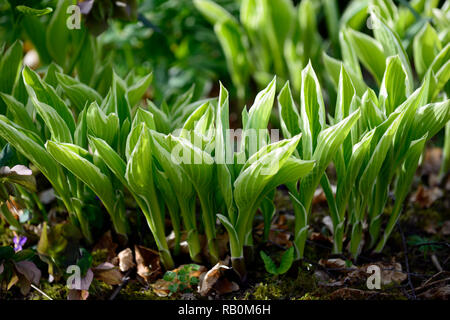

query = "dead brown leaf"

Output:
[[134, 245, 162, 283], [118, 248, 135, 272], [319, 258, 354, 271], [198, 262, 237, 296], [93, 262, 123, 286], [410, 185, 443, 208]]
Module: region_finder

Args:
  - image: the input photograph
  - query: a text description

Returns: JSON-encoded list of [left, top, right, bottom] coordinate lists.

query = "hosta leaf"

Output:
[[214, 20, 249, 99], [215, 84, 235, 221], [30, 97, 73, 143], [346, 28, 386, 85], [339, 29, 362, 82], [169, 135, 214, 191], [358, 109, 405, 196], [74, 106, 88, 149], [412, 100, 450, 140], [234, 135, 301, 238], [125, 122, 145, 161], [335, 65, 356, 122], [125, 127, 155, 198], [44, 63, 63, 88], [370, 7, 413, 93], [147, 100, 170, 133], [413, 23, 442, 78], [278, 82, 301, 140], [0, 40, 23, 112], [262, 157, 315, 196], [22, 66, 75, 133], [217, 214, 241, 257], [56, 73, 102, 112], [46, 141, 118, 225], [299, 109, 361, 211], [127, 72, 153, 107], [336, 130, 374, 216], [112, 72, 132, 125], [89, 136, 128, 187], [0, 93, 37, 135], [376, 135, 427, 252], [132, 107, 156, 131], [150, 132, 195, 200], [379, 56, 408, 115], [300, 63, 326, 159], [361, 89, 384, 130], [0, 116, 69, 201], [86, 102, 119, 146], [242, 77, 276, 156], [322, 53, 366, 96], [46, 0, 70, 66]]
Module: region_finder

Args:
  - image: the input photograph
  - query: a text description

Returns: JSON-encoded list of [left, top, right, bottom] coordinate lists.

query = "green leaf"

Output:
[[277, 246, 295, 274], [194, 0, 236, 25], [335, 64, 356, 122], [16, 5, 53, 16], [300, 63, 326, 159], [0, 40, 23, 95], [89, 136, 128, 187], [299, 109, 361, 212], [214, 20, 249, 100], [30, 97, 73, 143], [260, 250, 278, 275], [346, 28, 386, 85], [376, 136, 427, 252], [56, 73, 102, 112], [379, 55, 408, 115], [413, 22, 441, 78], [370, 7, 413, 93], [0, 116, 70, 204], [412, 100, 450, 141], [127, 73, 153, 107], [46, 141, 125, 235], [0, 93, 37, 135], [86, 102, 119, 146], [46, 0, 71, 66], [22, 66, 76, 133]]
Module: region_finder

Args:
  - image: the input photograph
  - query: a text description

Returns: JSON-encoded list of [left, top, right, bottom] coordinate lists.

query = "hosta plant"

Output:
[[278, 63, 361, 260]]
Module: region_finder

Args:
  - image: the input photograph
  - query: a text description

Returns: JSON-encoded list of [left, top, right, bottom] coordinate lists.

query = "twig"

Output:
[[31, 284, 53, 300], [109, 269, 132, 300], [431, 254, 443, 272], [397, 222, 416, 300]]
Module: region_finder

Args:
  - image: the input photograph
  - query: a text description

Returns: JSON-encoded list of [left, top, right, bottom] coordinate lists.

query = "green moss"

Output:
[[29, 281, 68, 300], [115, 281, 173, 300], [298, 292, 320, 300], [91, 249, 109, 267], [89, 279, 113, 299], [243, 268, 318, 300]]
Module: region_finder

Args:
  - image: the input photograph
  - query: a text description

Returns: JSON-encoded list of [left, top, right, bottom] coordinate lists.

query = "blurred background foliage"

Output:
[[0, 0, 239, 104]]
